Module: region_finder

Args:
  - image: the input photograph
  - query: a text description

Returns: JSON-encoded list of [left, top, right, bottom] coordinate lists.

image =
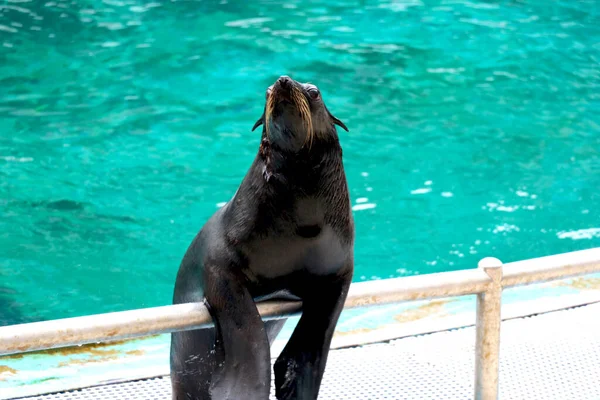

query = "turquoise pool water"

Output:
[[1, 0, 599, 326]]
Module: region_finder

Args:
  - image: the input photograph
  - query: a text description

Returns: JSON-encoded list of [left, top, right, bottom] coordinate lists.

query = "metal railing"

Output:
[[1, 247, 599, 400]]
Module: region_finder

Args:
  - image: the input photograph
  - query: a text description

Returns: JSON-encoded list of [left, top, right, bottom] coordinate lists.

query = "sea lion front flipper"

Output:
[[273, 267, 353, 400], [204, 265, 272, 400]]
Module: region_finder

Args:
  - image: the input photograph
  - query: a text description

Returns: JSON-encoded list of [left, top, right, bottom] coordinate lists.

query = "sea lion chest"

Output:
[[244, 197, 348, 280]]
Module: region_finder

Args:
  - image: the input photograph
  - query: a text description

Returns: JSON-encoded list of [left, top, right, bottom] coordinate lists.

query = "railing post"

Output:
[[475, 257, 503, 400]]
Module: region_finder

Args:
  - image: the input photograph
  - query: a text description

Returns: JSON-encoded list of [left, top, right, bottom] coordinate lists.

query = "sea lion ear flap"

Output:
[[252, 114, 264, 131], [330, 113, 349, 132]]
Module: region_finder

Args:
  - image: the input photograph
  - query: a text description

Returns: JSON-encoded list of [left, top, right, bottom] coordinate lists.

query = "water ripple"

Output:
[[0, 0, 599, 324]]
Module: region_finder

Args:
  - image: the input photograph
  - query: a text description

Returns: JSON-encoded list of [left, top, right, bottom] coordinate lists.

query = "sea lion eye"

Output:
[[308, 87, 320, 100]]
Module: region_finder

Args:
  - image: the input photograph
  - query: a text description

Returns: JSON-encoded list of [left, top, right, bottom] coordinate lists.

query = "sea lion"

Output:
[[170, 75, 354, 400]]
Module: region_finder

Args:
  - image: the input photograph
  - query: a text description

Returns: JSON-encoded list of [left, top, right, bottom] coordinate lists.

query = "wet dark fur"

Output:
[[170, 76, 354, 400]]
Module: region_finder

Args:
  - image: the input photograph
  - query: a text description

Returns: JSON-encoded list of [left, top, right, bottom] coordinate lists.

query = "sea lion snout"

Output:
[[271, 75, 295, 101], [276, 75, 292, 89]]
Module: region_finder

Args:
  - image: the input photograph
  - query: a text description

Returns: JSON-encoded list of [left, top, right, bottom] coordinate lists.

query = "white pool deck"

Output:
[[5, 300, 600, 400]]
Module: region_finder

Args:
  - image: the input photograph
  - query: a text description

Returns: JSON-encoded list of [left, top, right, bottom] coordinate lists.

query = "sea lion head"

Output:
[[252, 76, 348, 151]]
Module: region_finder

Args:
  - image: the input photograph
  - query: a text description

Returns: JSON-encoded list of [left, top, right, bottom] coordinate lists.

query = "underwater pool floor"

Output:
[[10, 301, 600, 400]]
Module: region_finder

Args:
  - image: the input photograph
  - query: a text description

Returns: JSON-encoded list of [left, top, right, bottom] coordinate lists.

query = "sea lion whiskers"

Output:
[[289, 85, 314, 148], [263, 85, 314, 148], [264, 92, 275, 138]]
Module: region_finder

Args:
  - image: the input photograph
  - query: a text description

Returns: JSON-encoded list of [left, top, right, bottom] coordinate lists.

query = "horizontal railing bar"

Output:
[[0, 301, 304, 358], [345, 268, 491, 305], [502, 247, 600, 288], [0, 247, 598, 357], [0, 269, 492, 357]]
